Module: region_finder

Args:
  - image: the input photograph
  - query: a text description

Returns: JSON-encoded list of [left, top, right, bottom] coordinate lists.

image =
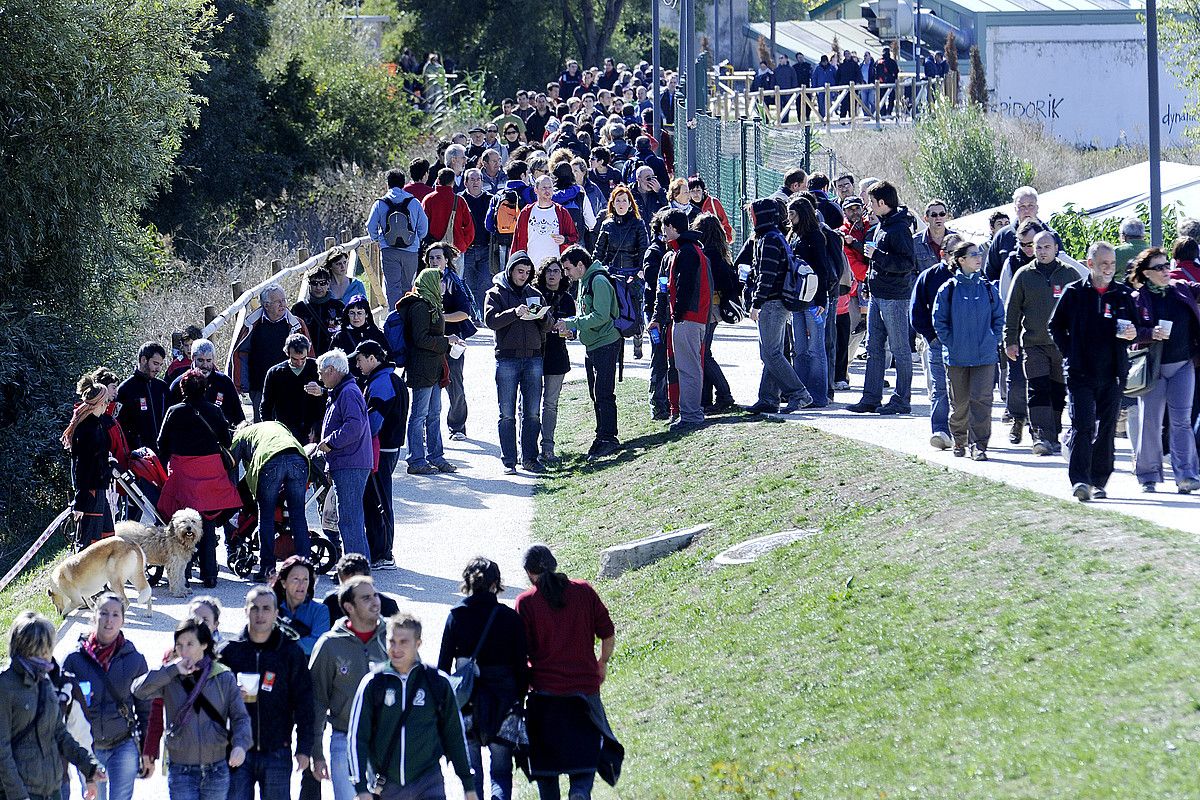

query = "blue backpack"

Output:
[[382, 306, 410, 367], [588, 271, 641, 338]]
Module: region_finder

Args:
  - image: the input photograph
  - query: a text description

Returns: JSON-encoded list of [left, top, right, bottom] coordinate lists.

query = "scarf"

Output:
[[16, 656, 53, 681], [1146, 280, 1168, 295], [84, 632, 125, 671], [412, 268, 445, 320], [171, 656, 213, 731], [61, 391, 106, 451]]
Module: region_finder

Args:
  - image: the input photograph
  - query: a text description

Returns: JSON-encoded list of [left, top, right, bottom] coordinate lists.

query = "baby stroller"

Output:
[[224, 455, 340, 579]]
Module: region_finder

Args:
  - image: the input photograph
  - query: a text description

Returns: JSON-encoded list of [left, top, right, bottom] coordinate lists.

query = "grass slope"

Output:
[[532, 380, 1200, 799], [0, 545, 69, 660]]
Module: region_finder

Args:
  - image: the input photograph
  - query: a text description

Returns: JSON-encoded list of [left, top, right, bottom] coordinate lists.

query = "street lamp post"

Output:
[[652, 0, 661, 145], [1147, 0, 1163, 245]]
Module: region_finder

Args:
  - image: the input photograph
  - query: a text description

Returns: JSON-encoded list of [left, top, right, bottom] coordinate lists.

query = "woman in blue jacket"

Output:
[[933, 240, 1005, 460], [271, 556, 330, 656]]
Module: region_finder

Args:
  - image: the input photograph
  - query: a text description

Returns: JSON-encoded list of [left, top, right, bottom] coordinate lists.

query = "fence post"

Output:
[[324, 236, 336, 251], [824, 85, 832, 134], [803, 125, 812, 173], [297, 247, 310, 266], [875, 80, 883, 128], [231, 281, 243, 301], [340, 229, 351, 244], [204, 305, 217, 325], [739, 118, 750, 235], [270, 259, 282, 275]]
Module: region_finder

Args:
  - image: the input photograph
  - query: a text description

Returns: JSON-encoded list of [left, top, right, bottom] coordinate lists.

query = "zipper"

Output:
[[254, 649, 262, 752], [398, 672, 408, 785]]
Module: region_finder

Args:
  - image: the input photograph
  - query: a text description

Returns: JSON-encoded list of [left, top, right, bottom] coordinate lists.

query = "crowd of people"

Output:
[[23, 50, 1200, 800], [3, 546, 618, 800]]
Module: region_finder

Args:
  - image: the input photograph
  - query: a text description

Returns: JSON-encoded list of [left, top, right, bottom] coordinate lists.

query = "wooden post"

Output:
[[874, 80, 883, 128], [231, 281, 243, 300], [270, 259, 282, 275], [849, 83, 857, 125], [340, 229, 351, 244], [773, 86, 781, 124], [204, 305, 217, 325], [824, 85, 832, 133], [297, 247, 310, 266], [324, 236, 336, 251]]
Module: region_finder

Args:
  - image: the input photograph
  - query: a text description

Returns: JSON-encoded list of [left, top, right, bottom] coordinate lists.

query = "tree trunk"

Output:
[[561, 0, 627, 67]]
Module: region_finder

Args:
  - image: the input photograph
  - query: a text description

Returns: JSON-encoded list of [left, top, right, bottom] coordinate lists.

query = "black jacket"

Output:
[[261, 359, 324, 444], [219, 625, 316, 756], [986, 219, 1063, 282], [332, 324, 389, 377], [396, 295, 449, 389], [643, 238, 669, 322], [168, 370, 245, 428], [1049, 278, 1137, 383], [866, 205, 918, 300], [633, 187, 667, 224], [542, 288, 576, 376], [484, 272, 549, 359], [292, 297, 344, 359], [62, 636, 150, 750], [157, 399, 232, 465], [71, 414, 112, 510], [461, 190, 493, 248], [790, 230, 835, 306], [594, 213, 650, 276], [749, 199, 789, 308], [115, 371, 168, 453], [360, 362, 409, 451]]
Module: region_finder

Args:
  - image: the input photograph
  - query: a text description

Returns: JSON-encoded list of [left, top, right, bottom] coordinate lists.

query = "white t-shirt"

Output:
[[526, 204, 561, 267]]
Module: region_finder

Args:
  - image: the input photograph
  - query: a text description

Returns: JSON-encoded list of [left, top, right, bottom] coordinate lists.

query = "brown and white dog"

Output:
[[115, 508, 202, 597], [48, 537, 152, 616]]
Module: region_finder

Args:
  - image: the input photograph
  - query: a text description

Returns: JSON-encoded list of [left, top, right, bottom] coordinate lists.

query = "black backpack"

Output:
[[382, 197, 417, 248]]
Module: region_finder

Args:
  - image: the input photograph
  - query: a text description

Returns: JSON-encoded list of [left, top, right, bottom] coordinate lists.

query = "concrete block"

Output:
[[598, 524, 712, 579]]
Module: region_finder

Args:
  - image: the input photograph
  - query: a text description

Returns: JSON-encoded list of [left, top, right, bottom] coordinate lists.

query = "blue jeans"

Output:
[[496, 357, 543, 466], [862, 296, 913, 407], [922, 337, 949, 434], [407, 386, 445, 468], [468, 733, 514, 800], [331, 468, 370, 560], [228, 747, 292, 800], [756, 299, 810, 405], [791, 307, 828, 408], [256, 452, 311, 574], [463, 245, 492, 316], [536, 772, 596, 800], [1135, 360, 1200, 485], [167, 760, 230, 800], [328, 730, 356, 800], [79, 737, 138, 800]]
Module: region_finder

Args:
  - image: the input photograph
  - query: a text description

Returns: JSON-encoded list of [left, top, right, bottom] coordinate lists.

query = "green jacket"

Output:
[[308, 619, 388, 761], [1004, 258, 1086, 349], [230, 421, 308, 495], [1113, 239, 1145, 284], [348, 660, 472, 794], [566, 261, 621, 350]]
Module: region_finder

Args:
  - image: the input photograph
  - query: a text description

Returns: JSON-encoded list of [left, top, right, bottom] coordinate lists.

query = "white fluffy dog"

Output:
[[115, 508, 202, 597]]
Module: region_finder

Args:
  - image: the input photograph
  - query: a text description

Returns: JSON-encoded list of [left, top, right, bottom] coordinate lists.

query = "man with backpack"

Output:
[[557, 245, 623, 460], [485, 160, 535, 275], [744, 198, 816, 414], [368, 168, 429, 309], [348, 613, 476, 800]]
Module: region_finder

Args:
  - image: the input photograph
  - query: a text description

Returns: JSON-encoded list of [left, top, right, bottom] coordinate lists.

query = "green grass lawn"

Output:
[[0, 545, 69, 660], [531, 379, 1200, 799]]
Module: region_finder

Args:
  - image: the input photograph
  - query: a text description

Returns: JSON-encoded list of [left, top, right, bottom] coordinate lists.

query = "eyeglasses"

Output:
[[545, 267, 562, 274], [309, 279, 330, 286], [928, 211, 948, 218], [486, 128, 498, 133], [1018, 241, 1036, 249], [1147, 263, 1170, 272], [965, 249, 982, 257]]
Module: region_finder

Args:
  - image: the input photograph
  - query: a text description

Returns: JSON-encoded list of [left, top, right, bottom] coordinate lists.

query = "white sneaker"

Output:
[[930, 431, 953, 450]]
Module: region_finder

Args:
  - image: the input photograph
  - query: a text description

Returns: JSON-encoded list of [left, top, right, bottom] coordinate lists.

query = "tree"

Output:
[[968, 45, 987, 108], [944, 31, 958, 72], [561, 0, 630, 68]]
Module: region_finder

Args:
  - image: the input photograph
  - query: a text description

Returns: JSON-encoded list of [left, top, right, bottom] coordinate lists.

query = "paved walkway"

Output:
[[55, 316, 1198, 798]]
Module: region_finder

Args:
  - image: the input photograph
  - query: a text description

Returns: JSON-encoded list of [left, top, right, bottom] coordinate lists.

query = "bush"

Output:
[[1049, 203, 1181, 261], [904, 100, 1034, 216]]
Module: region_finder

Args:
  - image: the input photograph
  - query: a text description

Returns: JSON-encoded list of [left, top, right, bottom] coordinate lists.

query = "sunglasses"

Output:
[[309, 279, 330, 286], [1018, 241, 1036, 248], [1146, 263, 1170, 272], [965, 249, 982, 257], [928, 211, 948, 218], [486, 128, 498, 133]]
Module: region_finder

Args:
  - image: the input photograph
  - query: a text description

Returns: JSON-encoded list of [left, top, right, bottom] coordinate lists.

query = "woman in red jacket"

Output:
[[687, 176, 734, 244]]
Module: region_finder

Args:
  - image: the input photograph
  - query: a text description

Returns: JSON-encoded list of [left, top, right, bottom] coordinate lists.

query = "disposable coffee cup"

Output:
[[450, 342, 466, 359], [1116, 319, 1133, 335], [1159, 320, 1174, 336], [237, 673, 260, 702]]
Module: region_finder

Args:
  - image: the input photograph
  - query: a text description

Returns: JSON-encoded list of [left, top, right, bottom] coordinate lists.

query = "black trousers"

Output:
[[585, 338, 621, 445], [1066, 377, 1122, 489]]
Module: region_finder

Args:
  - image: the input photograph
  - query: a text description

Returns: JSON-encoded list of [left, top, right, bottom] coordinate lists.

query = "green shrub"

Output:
[[1049, 203, 1181, 261], [904, 100, 1033, 216]]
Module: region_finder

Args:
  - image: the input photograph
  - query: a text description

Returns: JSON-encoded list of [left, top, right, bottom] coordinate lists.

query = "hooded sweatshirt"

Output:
[[748, 199, 790, 308], [483, 258, 550, 358]]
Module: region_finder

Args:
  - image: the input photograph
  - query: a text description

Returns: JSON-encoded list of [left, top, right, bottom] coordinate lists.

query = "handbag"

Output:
[[1124, 343, 1162, 398], [492, 708, 528, 750], [191, 406, 237, 475], [447, 606, 499, 709]]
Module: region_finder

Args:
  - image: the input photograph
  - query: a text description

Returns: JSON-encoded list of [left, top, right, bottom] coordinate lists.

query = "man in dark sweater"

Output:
[[261, 334, 324, 444], [291, 266, 344, 359], [170, 338, 246, 427], [221, 586, 315, 800], [116, 341, 168, 454], [1049, 241, 1137, 501]]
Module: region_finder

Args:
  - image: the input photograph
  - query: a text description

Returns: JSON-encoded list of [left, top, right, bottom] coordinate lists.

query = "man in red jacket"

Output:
[[512, 174, 579, 269], [662, 209, 712, 433], [421, 168, 475, 254]]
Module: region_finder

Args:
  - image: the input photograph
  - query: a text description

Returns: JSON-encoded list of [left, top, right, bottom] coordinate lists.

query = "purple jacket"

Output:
[[1131, 280, 1200, 367], [321, 375, 373, 470]]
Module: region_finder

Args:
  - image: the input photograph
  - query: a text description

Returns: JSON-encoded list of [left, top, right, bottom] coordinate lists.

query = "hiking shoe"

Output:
[[502, 464, 518, 475], [846, 401, 879, 414], [587, 439, 622, 460], [651, 409, 671, 421], [1001, 410, 1013, 424], [539, 453, 561, 465], [1050, 441, 1062, 455], [633, 336, 644, 359], [449, 431, 467, 441], [431, 460, 458, 473], [971, 446, 988, 462], [780, 394, 813, 413], [1008, 418, 1024, 445], [1072, 483, 1093, 502], [1092, 487, 1107, 499], [670, 419, 704, 434], [834, 380, 851, 391], [742, 401, 779, 415], [876, 402, 911, 416], [1179, 478, 1200, 494], [706, 399, 738, 413], [930, 431, 953, 450], [1031, 440, 1053, 457], [1142, 482, 1156, 493], [953, 445, 966, 457], [407, 463, 438, 475], [371, 559, 397, 571], [521, 461, 546, 474]]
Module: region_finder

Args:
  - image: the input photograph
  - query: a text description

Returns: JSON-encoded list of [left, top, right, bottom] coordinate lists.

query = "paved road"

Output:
[[56, 315, 1198, 798]]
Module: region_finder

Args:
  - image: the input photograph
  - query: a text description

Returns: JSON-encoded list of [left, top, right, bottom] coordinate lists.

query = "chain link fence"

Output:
[[676, 110, 818, 252]]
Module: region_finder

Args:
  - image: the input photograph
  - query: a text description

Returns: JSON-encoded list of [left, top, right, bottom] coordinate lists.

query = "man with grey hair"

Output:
[[460, 166, 494, 308], [230, 283, 311, 422], [172, 337, 246, 427], [445, 143, 468, 190], [1113, 216, 1146, 283], [986, 186, 1063, 281], [1048, 240, 1137, 501], [480, 148, 505, 193], [315, 348, 373, 560], [1179, 216, 1200, 241]]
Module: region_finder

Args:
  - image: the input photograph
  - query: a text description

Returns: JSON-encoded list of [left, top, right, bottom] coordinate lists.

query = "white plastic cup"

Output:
[[237, 673, 260, 702], [1159, 319, 1174, 336], [1116, 319, 1133, 336], [450, 342, 466, 359]]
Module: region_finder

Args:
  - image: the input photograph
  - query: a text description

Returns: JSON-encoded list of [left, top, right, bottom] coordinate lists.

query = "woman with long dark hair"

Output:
[[63, 372, 115, 548], [331, 295, 388, 375], [438, 558, 527, 800], [693, 212, 738, 412], [785, 196, 835, 408], [535, 257, 577, 463], [516, 545, 622, 800], [594, 184, 649, 358]]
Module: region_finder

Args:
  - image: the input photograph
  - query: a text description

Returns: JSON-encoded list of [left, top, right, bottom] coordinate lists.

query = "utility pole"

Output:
[[770, 0, 777, 62], [1147, 0, 1163, 245], [683, 0, 698, 176], [914, 0, 922, 117], [653, 0, 662, 146], [715, 0, 720, 65]]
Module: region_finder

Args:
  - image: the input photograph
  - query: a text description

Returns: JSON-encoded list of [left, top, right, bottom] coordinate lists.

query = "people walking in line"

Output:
[[911, 230, 962, 450], [369, 168, 430, 308]]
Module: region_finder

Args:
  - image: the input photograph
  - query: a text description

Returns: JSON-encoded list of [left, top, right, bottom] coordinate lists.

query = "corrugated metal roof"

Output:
[[746, 20, 893, 65], [810, 0, 1142, 16]]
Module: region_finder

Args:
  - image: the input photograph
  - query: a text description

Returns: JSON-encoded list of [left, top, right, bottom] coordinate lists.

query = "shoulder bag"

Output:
[[1125, 342, 1162, 398], [448, 606, 499, 709], [191, 405, 237, 476]]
